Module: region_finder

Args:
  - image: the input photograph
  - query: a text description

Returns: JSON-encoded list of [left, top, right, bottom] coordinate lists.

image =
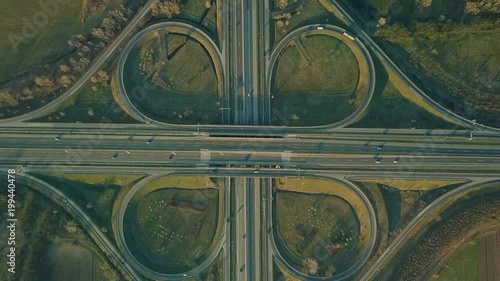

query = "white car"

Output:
[[375, 159, 381, 164], [393, 159, 399, 164]]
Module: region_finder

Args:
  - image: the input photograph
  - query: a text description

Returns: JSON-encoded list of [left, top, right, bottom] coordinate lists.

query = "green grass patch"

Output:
[[352, 80, 457, 129], [432, 241, 478, 281], [124, 32, 220, 124], [0, 0, 83, 79], [273, 35, 359, 126], [275, 190, 362, 276], [124, 187, 219, 274]]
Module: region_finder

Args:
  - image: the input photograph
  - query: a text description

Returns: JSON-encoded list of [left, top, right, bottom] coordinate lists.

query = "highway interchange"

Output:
[[1, 0, 500, 280]]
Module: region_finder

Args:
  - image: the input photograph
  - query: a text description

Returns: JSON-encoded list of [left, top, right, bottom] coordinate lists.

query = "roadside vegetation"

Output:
[[381, 188, 500, 280], [272, 0, 343, 46], [0, 179, 121, 281], [273, 35, 361, 126], [151, 0, 217, 35], [273, 178, 369, 277], [122, 31, 220, 124], [34, 173, 144, 244], [334, 0, 500, 127], [0, 1, 137, 119], [124, 187, 219, 274]]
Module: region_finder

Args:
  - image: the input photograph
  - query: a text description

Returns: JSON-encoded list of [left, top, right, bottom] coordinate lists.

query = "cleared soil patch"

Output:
[[123, 31, 219, 124], [478, 230, 500, 281], [124, 187, 219, 274], [273, 35, 360, 125]]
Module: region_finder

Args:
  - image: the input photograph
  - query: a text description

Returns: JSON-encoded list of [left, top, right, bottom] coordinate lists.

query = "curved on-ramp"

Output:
[[265, 24, 376, 129], [267, 175, 377, 280], [115, 172, 228, 280], [115, 21, 226, 126]]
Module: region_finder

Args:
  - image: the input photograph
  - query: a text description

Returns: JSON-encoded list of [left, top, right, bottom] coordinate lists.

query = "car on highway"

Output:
[[55, 135, 61, 141], [182, 274, 187, 277], [254, 169, 260, 173], [393, 158, 399, 164], [377, 145, 384, 150], [317, 26, 324, 30], [375, 159, 381, 164], [62, 199, 67, 203]]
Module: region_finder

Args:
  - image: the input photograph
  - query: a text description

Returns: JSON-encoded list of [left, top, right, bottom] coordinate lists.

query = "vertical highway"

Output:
[[234, 177, 248, 279]]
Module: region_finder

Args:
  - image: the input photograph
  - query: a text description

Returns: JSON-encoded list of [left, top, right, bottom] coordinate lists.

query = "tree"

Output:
[[302, 258, 318, 275], [277, 0, 288, 10], [35, 76, 55, 88]]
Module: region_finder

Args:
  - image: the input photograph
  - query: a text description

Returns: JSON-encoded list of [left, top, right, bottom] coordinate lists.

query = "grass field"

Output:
[[477, 230, 500, 281], [123, 31, 220, 124], [431, 241, 478, 281], [124, 187, 219, 274], [275, 190, 362, 275], [273, 35, 360, 126], [0, 0, 83, 80], [351, 80, 457, 129]]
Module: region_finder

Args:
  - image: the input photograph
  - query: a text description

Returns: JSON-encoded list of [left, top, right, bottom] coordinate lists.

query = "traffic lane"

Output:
[[2, 148, 500, 168], [0, 135, 499, 156]]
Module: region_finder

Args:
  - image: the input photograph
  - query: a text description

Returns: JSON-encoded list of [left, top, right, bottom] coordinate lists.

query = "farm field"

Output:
[[122, 31, 220, 124], [273, 35, 360, 126], [124, 186, 220, 274], [477, 230, 500, 281], [432, 241, 478, 281]]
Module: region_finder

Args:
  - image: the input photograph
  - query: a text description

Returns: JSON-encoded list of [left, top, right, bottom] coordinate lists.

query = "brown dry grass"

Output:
[[359, 179, 468, 190]]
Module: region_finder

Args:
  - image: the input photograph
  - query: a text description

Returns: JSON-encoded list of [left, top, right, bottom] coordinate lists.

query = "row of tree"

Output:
[[0, 5, 133, 111]]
